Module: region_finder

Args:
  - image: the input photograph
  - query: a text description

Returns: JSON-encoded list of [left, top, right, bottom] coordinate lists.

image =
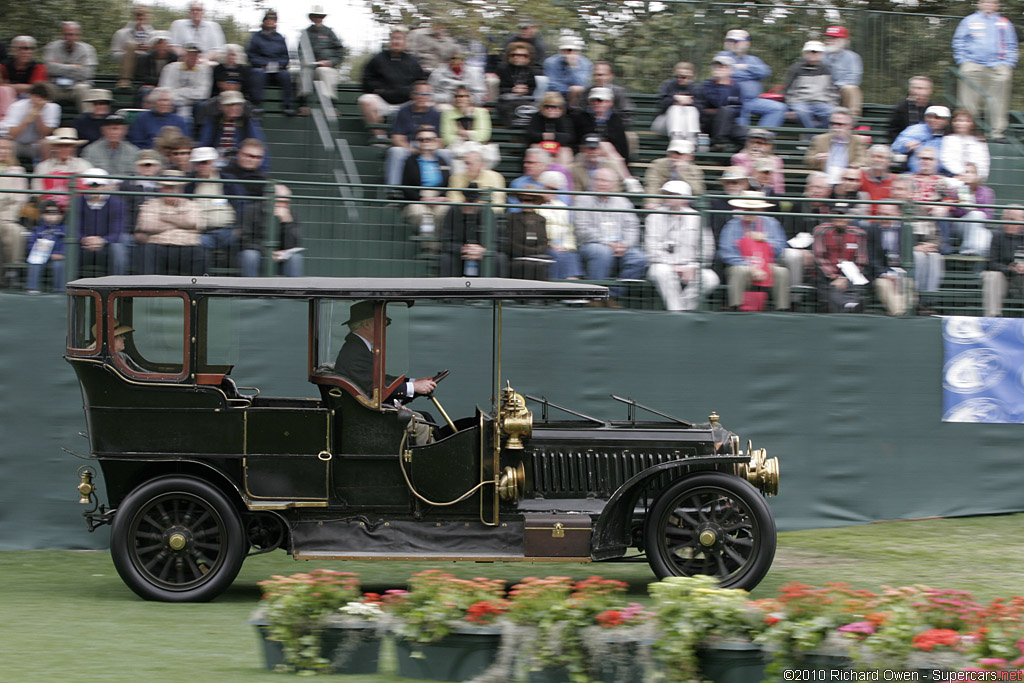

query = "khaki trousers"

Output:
[[958, 62, 1013, 137], [727, 264, 791, 310]]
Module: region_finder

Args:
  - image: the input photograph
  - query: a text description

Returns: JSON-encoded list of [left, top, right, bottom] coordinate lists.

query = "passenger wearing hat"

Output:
[[72, 89, 115, 146], [643, 138, 705, 210], [42, 21, 97, 113], [823, 26, 863, 119], [246, 10, 295, 116], [0, 81, 60, 167], [573, 87, 643, 193], [31, 128, 91, 210], [158, 42, 213, 120], [811, 202, 870, 313], [697, 54, 746, 152], [805, 107, 866, 184], [169, 2, 226, 62], [25, 199, 67, 294], [719, 191, 791, 311], [82, 114, 140, 178], [544, 34, 593, 109], [198, 90, 267, 169], [302, 5, 346, 101], [75, 168, 129, 277], [334, 301, 439, 445], [783, 41, 838, 131], [651, 61, 700, 142], [892, 105, 952, 174], [716, 29, 788, 128], [135, 168, 206, 274], [407, 20, 459, 75], [732, 128, 783, 195], [952, 0, 1018, 142], [645, 180, 719, 311], [110, 5, 156, 88]]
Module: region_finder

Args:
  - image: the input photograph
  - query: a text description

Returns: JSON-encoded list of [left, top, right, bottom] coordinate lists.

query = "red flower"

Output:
[[911, 628, 960, 651], [596, 610, 625, 628]]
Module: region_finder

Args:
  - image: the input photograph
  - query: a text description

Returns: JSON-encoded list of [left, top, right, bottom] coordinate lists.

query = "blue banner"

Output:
[[942, 317, 1024, 423]]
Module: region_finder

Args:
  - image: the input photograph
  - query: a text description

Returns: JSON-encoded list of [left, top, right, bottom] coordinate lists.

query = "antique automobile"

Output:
[[66, 276, 780, 602]]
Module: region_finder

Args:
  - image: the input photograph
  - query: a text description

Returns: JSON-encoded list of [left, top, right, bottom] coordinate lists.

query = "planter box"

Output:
[[527, 665, 572, 683], [251, 619, 381, 674], [698, 640, 766, 683], [394, 625, 502, 681], [796, 651, 853, 674]]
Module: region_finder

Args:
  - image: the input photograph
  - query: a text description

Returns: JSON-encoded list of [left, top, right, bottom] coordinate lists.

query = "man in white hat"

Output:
[[186, 146, 237, 253], [77, 168, 129, 277], [645, 180, 718, 311], [718, 192, 791, 311], [891, 105, 951, 174], [643, 138, 705, 209], [716, 29, 788, 128], [952, 0, 1017, 142], [82, 114, 140, 178], [783, 40, 838, 131], [544, 34, 593, 109], [31, 128, 91, 209], [43, 21, 97, 113], [302, 5, 346, 101]]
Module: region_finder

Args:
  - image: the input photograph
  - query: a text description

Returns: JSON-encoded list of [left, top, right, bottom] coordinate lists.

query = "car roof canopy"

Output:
[[67, 276, 609, 301]]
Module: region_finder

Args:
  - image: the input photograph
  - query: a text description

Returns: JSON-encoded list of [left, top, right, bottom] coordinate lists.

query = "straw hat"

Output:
[[46, 128, 86, 146], [728, 191, 775, 210]]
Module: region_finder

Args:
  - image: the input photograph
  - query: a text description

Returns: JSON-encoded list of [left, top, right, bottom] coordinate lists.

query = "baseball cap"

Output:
[[720, 166, 749, 181], [101, 114, 127, 127], [582, 134, 602, 148], [81, 169, 109, 186], [220, 90, 246, 105], [588, 87, 613, 101], [712, 54, 735, 66], [803, 41, 826, 53], [748, 128, 774, 141], [725, 29, 750, 42], [667, 138, 695, 154], [825, 26, 849, 39], [925, 105, 951, 118], [538, 170, 566, 190], [183, 42, 201, 52], [190, 147, 219, 163], [661, 180, 692, 196], [136, 149, 162, 166]]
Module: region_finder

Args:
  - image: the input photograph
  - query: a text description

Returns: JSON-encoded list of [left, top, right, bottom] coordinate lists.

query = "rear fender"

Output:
[[591, 456, 747, 560]]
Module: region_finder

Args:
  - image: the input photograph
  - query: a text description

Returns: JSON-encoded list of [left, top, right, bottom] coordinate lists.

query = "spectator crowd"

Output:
[[2, 1, 1022, 316]]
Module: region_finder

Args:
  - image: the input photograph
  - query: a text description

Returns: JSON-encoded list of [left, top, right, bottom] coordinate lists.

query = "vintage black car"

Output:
[[66, 276, 780, 602]]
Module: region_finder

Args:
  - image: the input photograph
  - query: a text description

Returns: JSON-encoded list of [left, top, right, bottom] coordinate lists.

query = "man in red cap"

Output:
[[823, 26, 863, 119]]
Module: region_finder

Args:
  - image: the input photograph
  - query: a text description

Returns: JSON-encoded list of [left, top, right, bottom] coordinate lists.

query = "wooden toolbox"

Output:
[[523, 513, 593, 558]]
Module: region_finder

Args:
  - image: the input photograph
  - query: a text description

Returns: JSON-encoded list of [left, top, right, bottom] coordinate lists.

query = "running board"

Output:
[[292, 551, 591, 562]]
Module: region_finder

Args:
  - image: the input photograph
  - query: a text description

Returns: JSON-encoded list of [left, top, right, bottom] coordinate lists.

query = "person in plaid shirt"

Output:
[[813, 202, 870, 312]]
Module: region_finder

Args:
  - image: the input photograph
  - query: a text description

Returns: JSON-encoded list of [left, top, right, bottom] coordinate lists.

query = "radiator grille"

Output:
[[528, 448, 696, 498]]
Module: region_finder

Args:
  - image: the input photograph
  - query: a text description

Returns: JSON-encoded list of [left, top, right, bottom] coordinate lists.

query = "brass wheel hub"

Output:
[[166, 530, 189, 551], [698, 529, 718, 547]]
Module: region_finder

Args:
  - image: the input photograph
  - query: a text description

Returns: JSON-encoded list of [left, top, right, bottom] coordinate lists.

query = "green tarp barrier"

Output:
[[2, 294, 1022, 550]]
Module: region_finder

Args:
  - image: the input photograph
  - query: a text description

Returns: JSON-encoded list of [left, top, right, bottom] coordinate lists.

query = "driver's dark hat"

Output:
[[343, 301, 390, 326]]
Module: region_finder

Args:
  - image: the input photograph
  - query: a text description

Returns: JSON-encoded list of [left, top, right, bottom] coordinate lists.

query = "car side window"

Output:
[[110, 293, 189, 379], [67, 292, 100, 354]]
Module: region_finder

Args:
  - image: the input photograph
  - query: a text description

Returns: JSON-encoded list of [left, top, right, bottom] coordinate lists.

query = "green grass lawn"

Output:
[[5, 513, 1024, 682]]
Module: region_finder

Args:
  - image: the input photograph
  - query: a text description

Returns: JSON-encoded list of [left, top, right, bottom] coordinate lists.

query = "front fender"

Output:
[[591, 456, 748, 560]]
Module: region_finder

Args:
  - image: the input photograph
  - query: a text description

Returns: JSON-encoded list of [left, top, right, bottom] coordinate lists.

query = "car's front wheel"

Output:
[[644, 472, 776, 590], [110, 476, 246, 602]]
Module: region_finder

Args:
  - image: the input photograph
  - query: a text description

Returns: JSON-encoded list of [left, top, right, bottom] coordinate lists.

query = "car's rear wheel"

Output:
[[644, 472, 775, 590], [110, 476, 246, 602]]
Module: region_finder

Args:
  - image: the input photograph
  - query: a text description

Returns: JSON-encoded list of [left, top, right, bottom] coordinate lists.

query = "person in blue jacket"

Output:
[[892, 105, 951, 174], [127, 88, 191, 149], [543, 35, 592, 109], [716, 29, 788, 128], [697, 55, 746, 152], [25, 199, 66, 293], [246, 10, 295, 116], [952, 0, 1017, 142]]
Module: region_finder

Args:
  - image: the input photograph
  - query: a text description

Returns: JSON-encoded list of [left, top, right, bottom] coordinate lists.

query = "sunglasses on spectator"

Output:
[[455, 93, 470, 98], [413, 91, 431, 97], [830, 120, 851, 127], [170, 151, 190, 156], [543, 104, 561, 109], [241, 151, 265, 159], [676, 74, 692, 79], [416, 135, 438, 142], [842, 175, 860, 182], [511, 52, 530, 58]]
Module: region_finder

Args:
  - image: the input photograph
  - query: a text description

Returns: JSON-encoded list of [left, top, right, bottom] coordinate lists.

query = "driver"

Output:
[[335, 301, 437, 444]]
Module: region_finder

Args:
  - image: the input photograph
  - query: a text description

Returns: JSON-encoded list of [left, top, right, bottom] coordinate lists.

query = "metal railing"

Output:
[[3, 174, 1023, 317]]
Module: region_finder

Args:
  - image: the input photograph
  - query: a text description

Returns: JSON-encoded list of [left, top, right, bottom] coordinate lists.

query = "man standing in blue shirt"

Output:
[[716, 29, 787, 128], [952, 0, 1017, 142]]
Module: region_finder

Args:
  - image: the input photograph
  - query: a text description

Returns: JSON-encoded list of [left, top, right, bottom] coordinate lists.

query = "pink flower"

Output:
[[838, 621, 876, 636]]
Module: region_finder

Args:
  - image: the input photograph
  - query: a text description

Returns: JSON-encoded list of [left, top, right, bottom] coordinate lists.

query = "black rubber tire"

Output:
[[644, 472, 776, 590], [110, 476, 246, 602]]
